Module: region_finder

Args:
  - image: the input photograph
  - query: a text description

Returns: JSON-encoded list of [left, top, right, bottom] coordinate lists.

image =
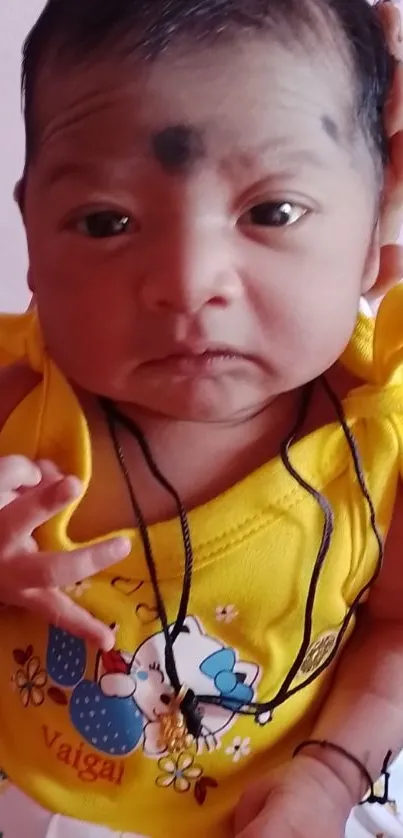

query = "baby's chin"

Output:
[[123, 378, 276, 425], [75, 359, 285, 424]]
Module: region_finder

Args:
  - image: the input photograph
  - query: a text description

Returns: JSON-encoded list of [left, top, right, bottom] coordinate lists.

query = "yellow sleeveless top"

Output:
[[0, 287, 403, 838]]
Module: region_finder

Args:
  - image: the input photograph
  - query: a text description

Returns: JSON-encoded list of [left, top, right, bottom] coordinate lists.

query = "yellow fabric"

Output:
[[0, 288, 403, 837]]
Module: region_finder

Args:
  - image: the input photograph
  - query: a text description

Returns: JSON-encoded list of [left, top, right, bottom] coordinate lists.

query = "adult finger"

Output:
[[377, 0, 403, 243], [8, 536, 131, 589], [380, 242, 403, 283], [0, 456, 42, 493], [368, 243, 403, 301], [381, 135, 403, 245], [385, 64, 403, 138], [388, 128, 403, 198], [21, 588, 116, 650], [377, 1, 403, 67], [235, 808, 277, 838], [234, 781, 271, 834]]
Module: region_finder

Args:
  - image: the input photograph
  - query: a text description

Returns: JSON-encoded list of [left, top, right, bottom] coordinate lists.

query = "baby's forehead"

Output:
[[32, 38, 356, 179]]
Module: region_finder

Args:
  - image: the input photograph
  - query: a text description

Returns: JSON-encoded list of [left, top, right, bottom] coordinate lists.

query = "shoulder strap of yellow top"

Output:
[[0, 310, 91, 507], [372, 284, 403, 386], [340, 310, 374, 382], [0, 310, 46, 373]]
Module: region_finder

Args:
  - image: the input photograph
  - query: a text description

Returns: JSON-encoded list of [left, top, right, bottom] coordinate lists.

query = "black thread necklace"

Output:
[[100, 396, 202, 740], [100, 377, 383, 739]]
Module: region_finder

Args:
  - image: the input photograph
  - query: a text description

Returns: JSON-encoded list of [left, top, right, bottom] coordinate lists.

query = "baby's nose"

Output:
[[140, 225, 243, 317]]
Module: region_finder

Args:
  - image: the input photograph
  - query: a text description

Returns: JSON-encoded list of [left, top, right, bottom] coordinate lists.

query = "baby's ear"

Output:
[[27, 268, 35, 294], [13, 179, 25, 215]]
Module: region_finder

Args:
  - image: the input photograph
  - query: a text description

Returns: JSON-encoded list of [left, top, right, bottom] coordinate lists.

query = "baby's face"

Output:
[[24, 35, 380, 422]]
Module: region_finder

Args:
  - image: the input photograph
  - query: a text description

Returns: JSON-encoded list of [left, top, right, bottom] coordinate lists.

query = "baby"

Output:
[[1, 0, 403, 837]]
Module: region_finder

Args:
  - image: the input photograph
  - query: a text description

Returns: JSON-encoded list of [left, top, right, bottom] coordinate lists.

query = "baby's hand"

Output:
[[0, 456, 130, 650], [234, 755, 353, 838]]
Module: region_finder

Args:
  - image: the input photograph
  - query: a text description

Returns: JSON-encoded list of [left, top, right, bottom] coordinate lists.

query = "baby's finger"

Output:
[[36, 460, 63, 482], [0, 491, 19, 512], [21, 588, 116, 650], [9, 536, 131, 589], [1, 476, 83, 545], [0, 456, 42, 493], [15, 460, 64, 499]]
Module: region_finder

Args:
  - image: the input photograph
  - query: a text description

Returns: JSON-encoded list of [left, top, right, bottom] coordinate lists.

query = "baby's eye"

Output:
[[241, 201, 307, 228], [76, 210, 132, 239]]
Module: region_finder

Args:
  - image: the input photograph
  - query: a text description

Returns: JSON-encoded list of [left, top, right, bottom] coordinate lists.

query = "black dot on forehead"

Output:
[[151, 124, 206, 174], [321, 115, 340, 143]]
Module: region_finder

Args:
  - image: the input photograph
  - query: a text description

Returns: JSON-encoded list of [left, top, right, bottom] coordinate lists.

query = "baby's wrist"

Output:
[[292, 742, 369, 812]]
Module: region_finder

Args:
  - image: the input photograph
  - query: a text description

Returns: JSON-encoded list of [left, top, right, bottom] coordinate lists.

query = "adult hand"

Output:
[[375, 0, 403, 295], [233, 754, 353, 838]]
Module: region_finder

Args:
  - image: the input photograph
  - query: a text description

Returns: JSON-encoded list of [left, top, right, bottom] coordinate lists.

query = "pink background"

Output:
[[0, 1, 45, 312], [0, 1, 401, 313]]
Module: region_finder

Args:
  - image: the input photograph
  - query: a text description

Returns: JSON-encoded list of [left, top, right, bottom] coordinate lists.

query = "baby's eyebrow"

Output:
[[220, 142, 329, 173], [39, 125, 337, 190], [39, 157, 143, 190], [40, 161, 95, 189]]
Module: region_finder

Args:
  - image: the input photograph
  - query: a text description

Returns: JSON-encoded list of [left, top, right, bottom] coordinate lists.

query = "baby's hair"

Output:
[[22, 0, 394, 173]]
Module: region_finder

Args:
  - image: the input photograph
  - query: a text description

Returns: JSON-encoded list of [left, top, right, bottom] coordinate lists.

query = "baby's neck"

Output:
[[110, 389, 301, 519], [72, 365, 355, 538]]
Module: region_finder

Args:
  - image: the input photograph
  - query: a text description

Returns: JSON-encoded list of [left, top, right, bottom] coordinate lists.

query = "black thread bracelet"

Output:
[[293, 740, 393, 805]]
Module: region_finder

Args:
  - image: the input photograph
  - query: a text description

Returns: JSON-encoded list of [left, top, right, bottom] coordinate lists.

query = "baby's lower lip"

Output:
[[144, 351, 247, 376]]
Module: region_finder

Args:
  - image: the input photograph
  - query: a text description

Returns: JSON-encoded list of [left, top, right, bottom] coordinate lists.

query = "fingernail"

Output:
[[111, 537, 131, 558], [66, 475, 83, 492], [101, 633, 116, 652], [58, 475, 82, 498], [36, 459, 62, 476]]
